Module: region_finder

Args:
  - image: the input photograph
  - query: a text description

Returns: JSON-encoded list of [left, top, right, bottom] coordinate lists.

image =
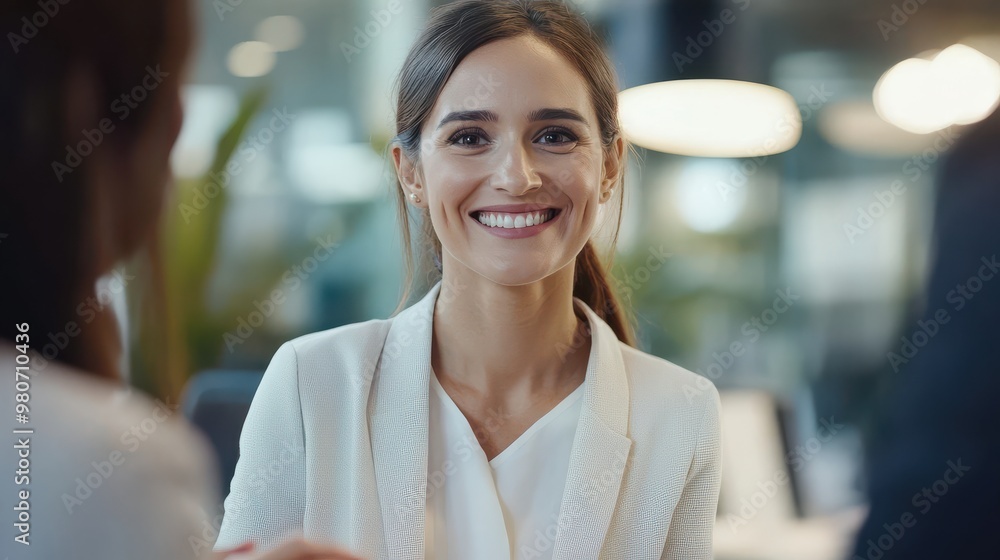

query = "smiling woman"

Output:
[[388, 3, 635, 331], [216, 2, 721, 559]]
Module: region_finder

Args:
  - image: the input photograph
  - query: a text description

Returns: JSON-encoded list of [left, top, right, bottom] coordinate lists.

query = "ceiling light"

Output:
[[619, 79, 802, 158], [227, 41, 276, 78], [873, 44, 1000, 134]]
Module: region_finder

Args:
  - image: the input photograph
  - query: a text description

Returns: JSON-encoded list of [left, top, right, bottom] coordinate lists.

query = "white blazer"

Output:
[[216, 279, 722, 559]]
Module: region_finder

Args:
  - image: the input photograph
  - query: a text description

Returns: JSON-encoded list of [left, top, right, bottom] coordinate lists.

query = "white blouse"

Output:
[[425, 368, 586, 560]]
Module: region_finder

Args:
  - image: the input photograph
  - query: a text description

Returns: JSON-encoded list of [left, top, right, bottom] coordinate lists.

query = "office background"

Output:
[[143, 1, 1000, 558]]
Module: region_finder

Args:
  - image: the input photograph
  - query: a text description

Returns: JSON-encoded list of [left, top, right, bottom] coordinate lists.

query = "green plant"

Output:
[[127, 85, 269, 401]]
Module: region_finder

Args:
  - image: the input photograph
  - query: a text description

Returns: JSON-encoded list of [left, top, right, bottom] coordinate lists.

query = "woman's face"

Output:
[[402, 35, 622, 286], [103, 0, 194, 263]]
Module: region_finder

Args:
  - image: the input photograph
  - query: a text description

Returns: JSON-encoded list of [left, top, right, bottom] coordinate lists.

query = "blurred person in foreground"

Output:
[[0, 1, 363, 559], [850, 108, 1000, 558]]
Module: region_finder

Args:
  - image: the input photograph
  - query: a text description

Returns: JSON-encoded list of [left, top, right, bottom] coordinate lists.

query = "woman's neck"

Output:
[[429, 262, 591, 406]]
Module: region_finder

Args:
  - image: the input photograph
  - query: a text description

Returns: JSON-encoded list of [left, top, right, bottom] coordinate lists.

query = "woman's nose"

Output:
[[490, 141, 542, 195]]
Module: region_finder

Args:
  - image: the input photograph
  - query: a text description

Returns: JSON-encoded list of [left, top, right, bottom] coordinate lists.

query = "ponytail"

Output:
[[574, 240, 637, 348]]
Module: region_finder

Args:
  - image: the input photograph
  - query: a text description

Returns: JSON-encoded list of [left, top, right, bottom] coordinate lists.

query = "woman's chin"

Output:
[[470, 265, 560, 288]]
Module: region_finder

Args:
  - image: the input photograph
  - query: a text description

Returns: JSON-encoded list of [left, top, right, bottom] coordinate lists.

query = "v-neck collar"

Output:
[[369, 278, 633, 560], [429, 365, 585, 469]]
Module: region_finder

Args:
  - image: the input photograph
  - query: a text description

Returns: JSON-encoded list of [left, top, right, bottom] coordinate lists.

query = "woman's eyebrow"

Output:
[[526, 107, 587, 125], [436, 107, 588, 130], [436, 110, 498, 130]]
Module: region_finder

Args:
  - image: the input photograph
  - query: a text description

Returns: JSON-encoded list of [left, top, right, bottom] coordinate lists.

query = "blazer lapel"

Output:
[[550, 297, 633, 560], [369, 280, 633, 560], [369, 280, 442, 559]]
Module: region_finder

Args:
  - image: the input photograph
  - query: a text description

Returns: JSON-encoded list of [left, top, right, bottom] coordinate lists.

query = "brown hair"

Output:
[[389, 0, 637, 347], [0, 0, 192, 382]]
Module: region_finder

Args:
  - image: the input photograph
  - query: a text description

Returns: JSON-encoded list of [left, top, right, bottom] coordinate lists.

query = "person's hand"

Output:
[[214, 538, 367, 560], [213, 541, 253, 559]]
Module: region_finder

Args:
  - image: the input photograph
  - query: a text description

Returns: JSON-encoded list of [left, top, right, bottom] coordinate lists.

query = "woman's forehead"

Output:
[[428, 36, 595, 125]]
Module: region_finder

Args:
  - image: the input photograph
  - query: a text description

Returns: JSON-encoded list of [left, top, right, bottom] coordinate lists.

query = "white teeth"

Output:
[[476, 210, 555, 229]]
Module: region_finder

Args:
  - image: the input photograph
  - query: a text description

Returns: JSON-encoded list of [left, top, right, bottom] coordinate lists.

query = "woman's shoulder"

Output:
[[282, 316, 392, 357], [29, 358, 218, 486], [1, 349, 220, 556], [615, 342, 721, 468], [617, 341, 720, 420], [2, 345, 212, 461], [262, 317, 394, 389]]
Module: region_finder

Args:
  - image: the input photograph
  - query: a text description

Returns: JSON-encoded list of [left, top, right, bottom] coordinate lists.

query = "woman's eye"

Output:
[[446, 128, 576, 147], [448, 129, 487, 146], [538, 129, 577, 145]]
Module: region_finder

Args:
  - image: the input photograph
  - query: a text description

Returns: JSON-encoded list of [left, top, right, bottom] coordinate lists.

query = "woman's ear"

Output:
[[392, 143, 422, 192], [601, 134, 625, 191], [601, 135, 625, 192]]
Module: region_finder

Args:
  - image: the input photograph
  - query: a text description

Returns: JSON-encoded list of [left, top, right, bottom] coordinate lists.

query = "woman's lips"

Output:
[[470, 208, 562, 239]]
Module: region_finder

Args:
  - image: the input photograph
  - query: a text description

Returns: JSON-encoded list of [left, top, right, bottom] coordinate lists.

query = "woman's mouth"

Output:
[[468, 207, 563, 239], [472, 208, 560, 229]]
